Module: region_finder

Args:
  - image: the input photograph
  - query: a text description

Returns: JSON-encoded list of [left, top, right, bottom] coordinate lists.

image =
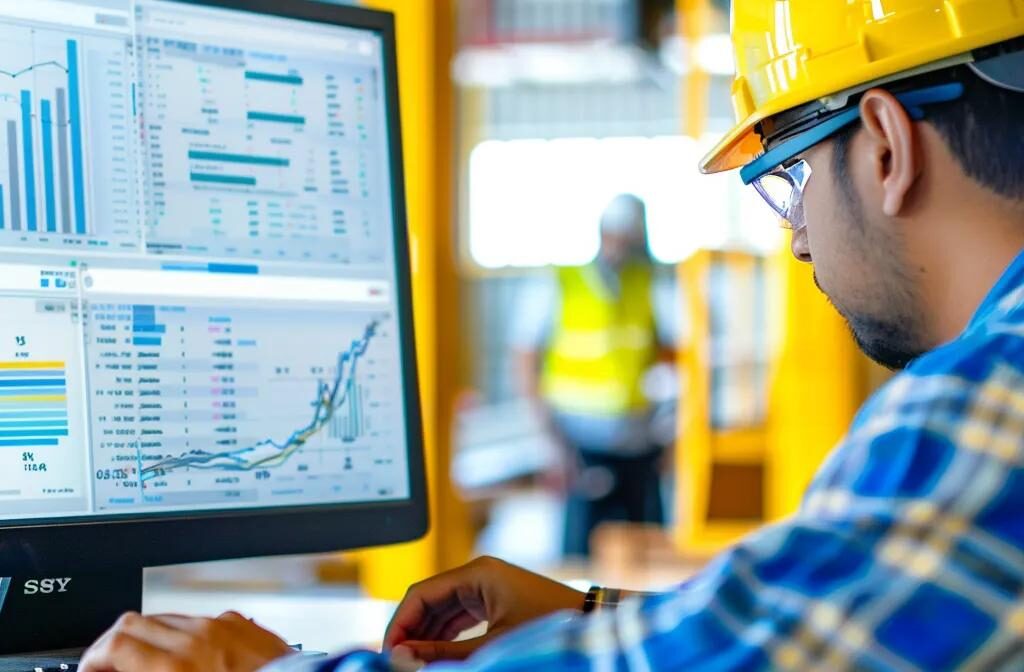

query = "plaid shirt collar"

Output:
[[965, 248, 1024, 333]]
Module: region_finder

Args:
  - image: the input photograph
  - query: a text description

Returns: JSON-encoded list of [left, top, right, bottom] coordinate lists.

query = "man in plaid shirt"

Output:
[[80, 2, 1024, 671]]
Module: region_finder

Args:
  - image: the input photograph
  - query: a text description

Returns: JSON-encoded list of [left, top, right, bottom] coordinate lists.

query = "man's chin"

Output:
[[812, 273, 924, 370], [851, 331, 917, 371]]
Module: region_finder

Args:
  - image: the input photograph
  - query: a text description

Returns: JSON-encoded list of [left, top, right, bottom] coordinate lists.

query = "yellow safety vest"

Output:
[[541, 263, 657, 417]]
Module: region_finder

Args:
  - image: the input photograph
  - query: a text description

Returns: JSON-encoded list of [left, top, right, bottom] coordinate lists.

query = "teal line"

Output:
[[190, 172, 257, 186], [0, 420, 68, 428], [188, 150, 289, 167], [0, 410, 68, 418], [245, 71, 303, 85], [0, 429, 68, 438], [247, 111, 305, 125]]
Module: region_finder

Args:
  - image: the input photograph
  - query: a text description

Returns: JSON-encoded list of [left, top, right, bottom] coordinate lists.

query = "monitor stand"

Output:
[[0, 569, 143, 656]]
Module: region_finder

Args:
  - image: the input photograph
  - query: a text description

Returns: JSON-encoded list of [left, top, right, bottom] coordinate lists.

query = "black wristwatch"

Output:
[[582, 585, 602, 614]]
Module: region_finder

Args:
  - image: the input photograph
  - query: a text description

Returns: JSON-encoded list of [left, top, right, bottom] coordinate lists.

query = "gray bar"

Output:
[[6, 120, 20, 231], [0, 497, 87, 516], [95, 12, 129, 27], [139, 490, 259, 506], [56, 88, 72, 234]]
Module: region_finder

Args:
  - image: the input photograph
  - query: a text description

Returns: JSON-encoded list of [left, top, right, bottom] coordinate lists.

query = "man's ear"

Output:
[[858, 89, 922, 218]]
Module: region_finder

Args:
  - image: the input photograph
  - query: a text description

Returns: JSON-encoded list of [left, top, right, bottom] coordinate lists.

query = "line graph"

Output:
[[0, 60, 69, 79], [138, 321, 379, 482], [87, 303, 408, 511]]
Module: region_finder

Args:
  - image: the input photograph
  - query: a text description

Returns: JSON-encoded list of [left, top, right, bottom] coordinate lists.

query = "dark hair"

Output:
[[833, 66, 1024, 202]]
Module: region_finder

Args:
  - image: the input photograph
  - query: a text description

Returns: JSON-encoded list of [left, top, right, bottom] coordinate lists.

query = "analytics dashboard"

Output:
[[0, 0, 413, 524]]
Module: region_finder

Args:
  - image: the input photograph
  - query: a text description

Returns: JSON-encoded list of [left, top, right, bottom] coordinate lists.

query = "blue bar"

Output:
[[0, 388, 66, 397], [160, 263, 205, 272], [133, 337, 162, 346], [190, 173, 257, 186], [0, 438, 60, 447], [0, 184, 4, 229], [161, 262, 259, 275], [40, 100, 57, 233], [0, 429, 69, 438], [0, 379, 67, 388], [132, 306, 156, 325], [0, 410, 68, 418], [0, 420, 69, 429], [245, 71, 303, 85], [247, 111, 306, 125], [67, 40, 87, 235], [188, 150, 289, 167], [208, 263, 259, 275], [20, 90, 36, 232], [0, 402, 66, 411], [132, 324, 166, 334]]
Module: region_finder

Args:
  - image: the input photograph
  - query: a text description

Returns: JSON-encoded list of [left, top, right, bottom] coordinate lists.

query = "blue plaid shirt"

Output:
[[272, 249, 1024, 671]]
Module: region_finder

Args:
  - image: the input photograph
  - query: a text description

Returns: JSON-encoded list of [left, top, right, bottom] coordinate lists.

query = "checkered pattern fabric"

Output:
[[271, 251, 1024, 672]]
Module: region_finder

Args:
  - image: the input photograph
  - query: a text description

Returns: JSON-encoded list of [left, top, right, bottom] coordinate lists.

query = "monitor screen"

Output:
[[0, 0, 415, 526]]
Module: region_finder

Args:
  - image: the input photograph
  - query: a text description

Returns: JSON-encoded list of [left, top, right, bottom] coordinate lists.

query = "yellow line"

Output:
[[0, 395, 67, 403], [0, 361, 65, 370]]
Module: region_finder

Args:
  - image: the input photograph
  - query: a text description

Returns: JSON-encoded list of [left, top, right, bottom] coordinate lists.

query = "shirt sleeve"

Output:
[[651, 273, 686, 349], [272, 359, 1024, 672], [508, 273, 557, 351]]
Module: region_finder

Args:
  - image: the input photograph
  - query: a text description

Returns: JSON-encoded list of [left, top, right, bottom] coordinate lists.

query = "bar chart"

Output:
[[0, 360, 70, 448], [135, 32, 388, 265], [0, 294, 88, 515], [0, 24, 139, 251]]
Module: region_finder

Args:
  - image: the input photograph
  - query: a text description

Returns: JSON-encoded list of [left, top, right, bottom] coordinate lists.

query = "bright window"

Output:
[[467, 136, 782, 268]]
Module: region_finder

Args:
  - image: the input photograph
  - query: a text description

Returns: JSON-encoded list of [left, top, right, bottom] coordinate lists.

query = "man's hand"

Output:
[[384, 556, 585, 664], [79, 611, 293, 672]]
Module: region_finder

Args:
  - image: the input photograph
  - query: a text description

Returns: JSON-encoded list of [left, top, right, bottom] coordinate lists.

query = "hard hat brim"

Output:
[[698, 114, 767, 175]]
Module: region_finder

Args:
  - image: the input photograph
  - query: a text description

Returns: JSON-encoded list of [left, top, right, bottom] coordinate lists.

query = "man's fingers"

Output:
[[437, 611, 485, 643], [383, 559, 493, 649], [396, 636, 489, 663], [414, 600, 479, 644], [108, 613, 196, 654], [384, 581, 466, 647], [79, 630, 184, 672]]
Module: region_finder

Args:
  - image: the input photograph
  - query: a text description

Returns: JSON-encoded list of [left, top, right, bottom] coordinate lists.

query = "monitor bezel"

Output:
[[0, 0, 429, 575]]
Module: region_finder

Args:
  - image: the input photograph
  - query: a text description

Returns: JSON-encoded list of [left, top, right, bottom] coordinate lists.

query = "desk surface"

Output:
[[144, 586, 397, 655]]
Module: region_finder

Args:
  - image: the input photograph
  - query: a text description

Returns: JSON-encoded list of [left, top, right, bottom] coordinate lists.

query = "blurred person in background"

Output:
[[512, 193, 678, 558]]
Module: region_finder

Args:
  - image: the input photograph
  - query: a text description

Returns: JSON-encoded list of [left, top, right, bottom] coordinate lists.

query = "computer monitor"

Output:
[[0, 0, 427, 655]]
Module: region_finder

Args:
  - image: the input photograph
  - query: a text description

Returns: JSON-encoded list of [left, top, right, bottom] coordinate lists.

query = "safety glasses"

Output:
[[750, 159, 812, 230], [739, 82, 966, 230]]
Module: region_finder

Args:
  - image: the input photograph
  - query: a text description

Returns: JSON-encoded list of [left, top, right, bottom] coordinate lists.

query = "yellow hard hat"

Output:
[[701, 0, 1024, 175]]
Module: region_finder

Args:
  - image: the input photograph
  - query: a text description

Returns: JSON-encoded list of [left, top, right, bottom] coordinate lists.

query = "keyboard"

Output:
[[0, 654, 79, 672]]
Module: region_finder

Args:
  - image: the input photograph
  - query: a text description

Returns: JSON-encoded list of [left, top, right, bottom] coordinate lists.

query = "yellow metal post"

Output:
[[676, 251, 773, 555], [764, 250, 871, 520], [680, 0, 712, 140], [355, 0, 470, 599]]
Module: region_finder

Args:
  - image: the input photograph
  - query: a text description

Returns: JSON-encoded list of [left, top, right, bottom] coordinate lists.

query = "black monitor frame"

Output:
[[0, 0, 428, 656]]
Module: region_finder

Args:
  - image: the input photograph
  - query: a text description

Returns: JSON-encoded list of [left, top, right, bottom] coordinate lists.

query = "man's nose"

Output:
[[790, 227, 812, 263]]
